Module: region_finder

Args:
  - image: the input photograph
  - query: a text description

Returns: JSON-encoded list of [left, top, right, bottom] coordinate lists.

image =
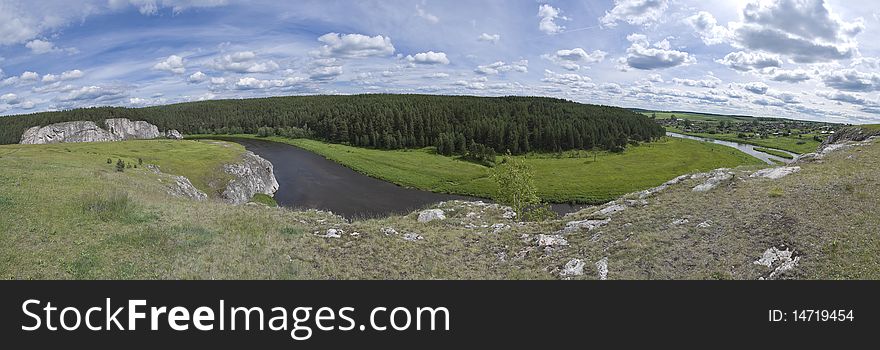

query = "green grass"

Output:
[[668, 128, 821, 154], [250, 193, 278, 207], [2, 135, 880, 280], [643, 111, 754, 123], [862, 124, 880, 132], [754, 147, 795, 159], [195, 134, 763, 204]]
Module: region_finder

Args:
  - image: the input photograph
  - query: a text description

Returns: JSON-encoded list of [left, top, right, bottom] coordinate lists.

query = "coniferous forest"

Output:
[[0, 94, 664, 154]]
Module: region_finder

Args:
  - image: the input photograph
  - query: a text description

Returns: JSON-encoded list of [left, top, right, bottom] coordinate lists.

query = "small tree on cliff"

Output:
[[492, 154, 555, 221]]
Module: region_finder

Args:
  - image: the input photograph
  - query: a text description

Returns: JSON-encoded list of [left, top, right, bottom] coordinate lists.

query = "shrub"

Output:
[[106, 158, 112, 164], [116, 159, 125, 172], [492, 155, 555, 221]]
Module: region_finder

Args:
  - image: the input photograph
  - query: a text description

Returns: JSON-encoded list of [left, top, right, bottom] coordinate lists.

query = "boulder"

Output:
[[558, 218, 610, 234], [219, 151, 280, 205], [560, 259, 585, 277], [536, 234, 568, 247], [417, 209, 446, 223], [750, 166, 800, 180], [595, 257, 609, 280], [166, 129, 183, 140], [692, 169, 733, 192], [402, 232, 424, 241]]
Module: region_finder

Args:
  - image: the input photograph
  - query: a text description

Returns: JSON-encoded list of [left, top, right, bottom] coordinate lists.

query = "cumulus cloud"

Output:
[[188, 71, 208, 83], [733, 0, 863, 63], [769, 69, 812, 83], [715, 51, 782, 71], [1, 93, 20, 104], [57, 85, 126, 102], [685, 11, 732, 45], [41, 69, 84, 83], [25, 39, 56, 54], [478, 33, 501, 43], [600, 0, 668, 28], [816, 90, 869, 105], [315, 33, 395, 58], [742, 81, 770, 94], [234, 76, 306, 90], [474, 60, 528, 75], [405, 51, 450, 65], [673, 75, 722, 88], [542, 48, 607, 71], [424, 72, 450, 79], [20, 71, 40, 81], [541, 70, 595, 89], [309, 66, 343, 81], [211, 51, 279, 73], [538, 4, 567, 34], [152, 55, 186, 74], [820, 69, 880, 91], [620, 34, 695, 70]]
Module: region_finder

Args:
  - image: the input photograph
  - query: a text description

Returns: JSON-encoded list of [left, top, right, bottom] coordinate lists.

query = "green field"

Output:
[[754, 147, 795, 159], [667, 129, 821, 154], [196, 135, 765, 204]]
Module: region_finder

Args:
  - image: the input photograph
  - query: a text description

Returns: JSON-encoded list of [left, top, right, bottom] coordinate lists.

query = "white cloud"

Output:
[[742, 82, 770, 94], [416, 4, 439, 24], [820, 68, 880, 92], [424, 72, 450, 79], [475, 60, 528, 75], [1, 93, 20, 104], [600, 0, 668, 28], [57, 85, 126, 102], [405, 51, 450, 65], [188, 71, 208, 83], [769, 69, 813, 83], [715, 51, 782, 71], [685, 11, 732, 45], [25, 39, 56, 54], [673, 75, 722, 88], [541, 70, 595, 89], [309, 66, 343, 81], [234, 76, 306, 89], [816, 90, 869, 105], [210, 77, 226, 85], [542, 48, 607, 71], [20, 71, 40, 81], [116, 0, 230, 15], [620, 34, 695, 70], [538, 4, 567, 35], [211, 51, 279, 73], [478, 33, 501, 44], [732, 0, 863, 63], [41, 69, 84, 83], [315, 33, 395, 58], [152, 55, 186, 74]]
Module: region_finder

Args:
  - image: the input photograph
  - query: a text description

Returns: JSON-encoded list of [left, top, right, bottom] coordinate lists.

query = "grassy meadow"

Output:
[[199, 134, 764, 204], [667, 129, 821, 154]]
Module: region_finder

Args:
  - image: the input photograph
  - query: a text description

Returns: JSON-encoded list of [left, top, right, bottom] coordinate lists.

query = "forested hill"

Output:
[[0, 94, 664, 153]]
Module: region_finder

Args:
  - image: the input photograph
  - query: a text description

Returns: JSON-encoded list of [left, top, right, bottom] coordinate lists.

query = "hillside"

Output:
[[0, 95, 664, 155], [1, 127, 878, 279]]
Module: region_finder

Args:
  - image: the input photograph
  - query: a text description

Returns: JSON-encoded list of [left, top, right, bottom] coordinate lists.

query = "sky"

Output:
[[1, 0, 880, 124]]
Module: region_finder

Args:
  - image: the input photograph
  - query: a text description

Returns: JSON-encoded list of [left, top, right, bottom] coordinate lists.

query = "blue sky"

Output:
[[1, 0, 879, 124]]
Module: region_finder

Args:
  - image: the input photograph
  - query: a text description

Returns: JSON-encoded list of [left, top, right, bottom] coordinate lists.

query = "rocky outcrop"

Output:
[[821, 126, 880, 150], [692, 169, 734, 192], [146, 164, 208, 201], [418, 209, 446, 223], [750, 166, 800, 179], [219, 151, 280, 205], [166, 129, 183, 140], [20, 118, 162, 144]]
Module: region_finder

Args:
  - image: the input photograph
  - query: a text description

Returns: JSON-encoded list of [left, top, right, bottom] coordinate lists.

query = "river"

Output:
[[221, 138, 586, 218], [666, 132, 797, 165]]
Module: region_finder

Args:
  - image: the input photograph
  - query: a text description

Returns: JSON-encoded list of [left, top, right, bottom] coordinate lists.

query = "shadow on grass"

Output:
[[81, 190, 157, 224]]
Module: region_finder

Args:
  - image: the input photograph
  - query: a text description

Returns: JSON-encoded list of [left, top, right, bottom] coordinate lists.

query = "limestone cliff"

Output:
[[20, 118, 162, 144], [219, 151, 280, 205]]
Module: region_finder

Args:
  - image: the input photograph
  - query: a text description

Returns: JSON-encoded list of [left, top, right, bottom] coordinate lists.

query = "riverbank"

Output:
[[666, 132, 797, 164], [190, 134, 765, 205], [665, 128, 821, 154]]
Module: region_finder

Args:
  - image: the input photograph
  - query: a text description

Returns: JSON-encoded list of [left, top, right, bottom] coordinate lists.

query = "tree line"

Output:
[[0, 94, 664, 154]]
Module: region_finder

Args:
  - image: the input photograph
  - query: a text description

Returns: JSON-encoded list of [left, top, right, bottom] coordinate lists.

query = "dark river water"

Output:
[[222, 138, 586, 218]]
